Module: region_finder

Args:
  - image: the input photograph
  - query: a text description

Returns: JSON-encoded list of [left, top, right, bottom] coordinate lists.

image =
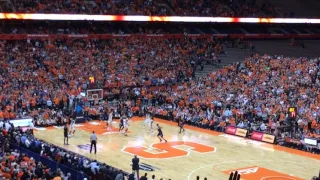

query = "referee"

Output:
[[64, 124, 68, 145], [90, 131, 97, 154], [132, 155, 140, 179]]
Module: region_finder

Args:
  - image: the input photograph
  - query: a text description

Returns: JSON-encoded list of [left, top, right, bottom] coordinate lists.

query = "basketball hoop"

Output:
[[87, 89, 103, 101]]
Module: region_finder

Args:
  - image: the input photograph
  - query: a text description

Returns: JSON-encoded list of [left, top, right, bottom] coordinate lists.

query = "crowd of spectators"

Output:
[[0, 24, 189, 35], [0, 36, 319, 154], [112, 54, 320, 153], [0, 119, 129, 179], [0, 37, 224, 121], [0, 33, 319, 179], [0, 0, 280, 17]]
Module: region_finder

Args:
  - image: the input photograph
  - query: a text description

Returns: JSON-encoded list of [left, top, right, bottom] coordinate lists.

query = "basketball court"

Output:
[[34, 117, 320, 180]]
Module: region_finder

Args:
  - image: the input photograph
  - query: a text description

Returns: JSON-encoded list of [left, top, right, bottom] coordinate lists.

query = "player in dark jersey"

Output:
[[64, 124, 69, 145], [178, 119, 185, 133], [119, 116, 124, 133], [156, 124, 167, 143]]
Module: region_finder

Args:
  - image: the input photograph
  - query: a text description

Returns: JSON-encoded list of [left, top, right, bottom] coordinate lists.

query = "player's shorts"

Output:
[[157, 133, 163, 137]]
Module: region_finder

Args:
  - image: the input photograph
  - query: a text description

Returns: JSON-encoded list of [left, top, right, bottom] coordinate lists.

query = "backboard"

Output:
[[86, 89, 103, 101]]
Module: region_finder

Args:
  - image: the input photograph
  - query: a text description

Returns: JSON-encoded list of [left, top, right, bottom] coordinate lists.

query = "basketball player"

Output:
[[156, 124, 167, 143], [119, 115, 124, 133], [178, 119, 185, 133], [149, 116, 154, 134], [69, 118, 76, 137], [64, 124, 69, 145], [123, 116, 129, 136], [29, 120, 34, 135], [107, 109, 113, 131], [143, 114, 150, 129]]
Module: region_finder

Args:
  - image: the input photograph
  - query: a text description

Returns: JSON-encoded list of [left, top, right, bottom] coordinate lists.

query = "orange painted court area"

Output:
[[77, 121, 131, 135], [34, 117, 320, 180], [122, 141, 216, 159], [223, 166, 304, 180]]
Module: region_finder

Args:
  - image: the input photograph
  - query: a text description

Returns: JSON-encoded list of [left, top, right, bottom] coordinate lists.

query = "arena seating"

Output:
[[0, 0, 277, 17], [123, 54, 320, 153], [0, 37, 224, 120], [0, 122, 127, 179], [2, 0, 319, 18], [0, 36, 319, 153], [0, 37, 319, 180]]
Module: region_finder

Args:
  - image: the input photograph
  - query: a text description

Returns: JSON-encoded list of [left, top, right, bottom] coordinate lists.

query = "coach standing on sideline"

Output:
[[90, 131, 97, 154], [132, 155, 140, 178]]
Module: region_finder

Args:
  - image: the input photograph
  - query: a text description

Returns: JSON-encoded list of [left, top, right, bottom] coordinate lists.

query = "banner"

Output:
[[10, 117, 33, 127], [235, 128, 248, 137], [304, 138, 318, 146], [0, 33, 319, 40], [226, 126, 247, 137], [262, 133, 275, 143], [251, 131, 275, 143], [251, 131, 263, 141], [226, 126, 237, 135]]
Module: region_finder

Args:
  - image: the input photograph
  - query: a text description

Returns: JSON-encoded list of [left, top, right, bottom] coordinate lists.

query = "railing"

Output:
[[0, 33, 319, 40]]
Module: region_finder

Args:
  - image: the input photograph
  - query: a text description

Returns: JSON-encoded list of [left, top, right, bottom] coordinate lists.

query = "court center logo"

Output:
[[77, 144, 102, 151], [122, 141, 216, 159], [77, 144, 91, 151]]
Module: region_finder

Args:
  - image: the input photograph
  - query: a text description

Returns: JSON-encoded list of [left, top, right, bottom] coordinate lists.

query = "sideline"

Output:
[[154, 117, 320, 160]]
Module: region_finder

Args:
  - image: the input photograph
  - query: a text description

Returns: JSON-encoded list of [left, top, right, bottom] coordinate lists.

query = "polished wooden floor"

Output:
[[34, 117, 320, 180]]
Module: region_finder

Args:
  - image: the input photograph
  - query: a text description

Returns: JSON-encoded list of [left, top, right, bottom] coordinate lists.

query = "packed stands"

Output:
[[115, 54, 320, 154], [0, 1, 318, 180], [1, 0, 319, 18], [0, 120, 127, 179], [0, 0, 280, 17], [0, 37, 224, 119], [0, 35, 319, 155]]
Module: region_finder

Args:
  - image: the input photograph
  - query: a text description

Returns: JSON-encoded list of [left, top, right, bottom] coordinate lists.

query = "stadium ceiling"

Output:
[[0, 13, 319, 24]]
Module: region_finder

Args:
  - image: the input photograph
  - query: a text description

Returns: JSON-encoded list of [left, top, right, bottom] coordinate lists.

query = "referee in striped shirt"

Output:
[[90, 131, 97, 154]]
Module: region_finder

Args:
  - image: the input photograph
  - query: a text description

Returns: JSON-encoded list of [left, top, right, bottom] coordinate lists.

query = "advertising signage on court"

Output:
[[304, 138, 318, 146], [226, 126, 247, 138], [251, 131, 275, 144]]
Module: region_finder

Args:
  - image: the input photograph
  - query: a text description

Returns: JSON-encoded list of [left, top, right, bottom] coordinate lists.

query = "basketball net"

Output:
[[94, 98, 99, 105]]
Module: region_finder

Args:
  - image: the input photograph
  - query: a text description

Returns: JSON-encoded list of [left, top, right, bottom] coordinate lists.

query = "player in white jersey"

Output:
[[143, 114, 151, 128], [69, 119, 76, 137], [107, 109, 113, 131], [123, 116, 129, 136], [149, 116, 154, 134]]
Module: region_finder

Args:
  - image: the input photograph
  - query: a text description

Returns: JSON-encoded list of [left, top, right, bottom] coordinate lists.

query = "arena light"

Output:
[[0, 13, 320, 24]]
